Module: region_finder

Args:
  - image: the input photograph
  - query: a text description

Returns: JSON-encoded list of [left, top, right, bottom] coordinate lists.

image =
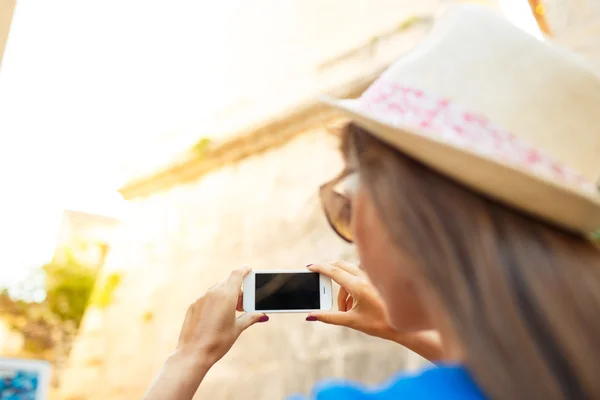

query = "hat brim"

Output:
[[321, 95, 600, 235]]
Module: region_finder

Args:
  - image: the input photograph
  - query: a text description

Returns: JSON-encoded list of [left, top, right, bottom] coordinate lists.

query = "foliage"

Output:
[[397, 15, 425, 32], [88, 272, 122, 309], [0, 289, 73, 359], [0, 246, 110, 362], [191, 137, 212, 158], [43, 251, 98, 327]]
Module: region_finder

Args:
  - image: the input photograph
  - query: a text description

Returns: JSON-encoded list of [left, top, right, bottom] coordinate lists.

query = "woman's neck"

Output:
[[427, 293, 465, 363]]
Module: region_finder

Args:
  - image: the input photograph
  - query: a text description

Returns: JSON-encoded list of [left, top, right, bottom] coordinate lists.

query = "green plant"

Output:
[[43, 252, 98, 327], [0, 290, 75, 359], [191, 137, 212, 158], [0, 246, 105, 362], [397, 15, 423, 31], [89, 272, 122, 309]]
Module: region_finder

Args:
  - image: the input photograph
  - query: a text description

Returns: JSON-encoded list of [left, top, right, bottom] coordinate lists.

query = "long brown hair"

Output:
[[342, 123, 600, 400]]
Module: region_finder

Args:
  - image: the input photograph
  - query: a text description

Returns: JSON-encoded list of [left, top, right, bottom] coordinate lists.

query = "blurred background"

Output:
[[0, 1, 598, 399]]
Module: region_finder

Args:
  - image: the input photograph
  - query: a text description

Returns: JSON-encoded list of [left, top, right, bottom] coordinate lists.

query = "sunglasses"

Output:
[[319, 171, 356, 243]]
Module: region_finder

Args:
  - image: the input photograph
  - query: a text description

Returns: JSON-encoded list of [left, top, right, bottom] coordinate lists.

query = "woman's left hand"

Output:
[[144, 266, 267, 400], [176, 266, 267, 366]]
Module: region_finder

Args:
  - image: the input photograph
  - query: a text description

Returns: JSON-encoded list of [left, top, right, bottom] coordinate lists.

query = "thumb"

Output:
[[307, 311, 353, 327], [236, 312, 268, 332]]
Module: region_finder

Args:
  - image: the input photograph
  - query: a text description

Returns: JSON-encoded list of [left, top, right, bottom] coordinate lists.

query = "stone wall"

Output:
[[546, 0, 600, 66], [60, 129, 426, 400]]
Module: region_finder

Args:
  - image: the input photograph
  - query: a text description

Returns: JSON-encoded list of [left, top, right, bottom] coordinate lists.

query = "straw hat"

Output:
[[322, 4, 600, 238]]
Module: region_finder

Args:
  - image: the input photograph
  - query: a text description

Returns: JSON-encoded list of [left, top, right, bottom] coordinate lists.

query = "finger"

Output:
[[337, 287, 349, 311], [236, 292, 244, 312], [224, 266, 251, 293], [236, 313, 268, 332], [307, 311, 353, 327], [346, 296, 353, 311], [329, 260, 362, 277], [308, 263, 358, 291]]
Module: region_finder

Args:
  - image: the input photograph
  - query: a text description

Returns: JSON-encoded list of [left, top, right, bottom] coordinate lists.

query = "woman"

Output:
[[144, 5, 600, 400]]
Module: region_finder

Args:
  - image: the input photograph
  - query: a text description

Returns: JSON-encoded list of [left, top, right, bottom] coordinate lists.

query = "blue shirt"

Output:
[[291, 364, 487, 399]]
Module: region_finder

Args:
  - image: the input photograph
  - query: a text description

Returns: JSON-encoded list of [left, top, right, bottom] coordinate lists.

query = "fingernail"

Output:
[[258, 315, 269, 323], [306, 264, 313, 268], [306, 316, 317, 321]]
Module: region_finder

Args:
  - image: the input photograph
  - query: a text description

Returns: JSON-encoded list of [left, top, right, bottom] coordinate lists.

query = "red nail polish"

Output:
[[306, 264, 313, 268], [306, 316, 317, 321], [258, 315, 269, 323]]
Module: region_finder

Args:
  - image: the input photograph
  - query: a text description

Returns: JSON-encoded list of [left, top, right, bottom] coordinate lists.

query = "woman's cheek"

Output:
[[352, 187, 393, 296], [352, 186, 432, 332]]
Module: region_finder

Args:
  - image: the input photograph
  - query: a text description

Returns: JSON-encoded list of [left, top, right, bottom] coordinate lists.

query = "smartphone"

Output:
[[243, 270, 333, 313]]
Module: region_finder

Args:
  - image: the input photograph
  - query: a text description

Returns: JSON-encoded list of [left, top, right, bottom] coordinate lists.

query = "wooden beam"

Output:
[[527, 0, 552, 36], [0, 0, 16, 67]]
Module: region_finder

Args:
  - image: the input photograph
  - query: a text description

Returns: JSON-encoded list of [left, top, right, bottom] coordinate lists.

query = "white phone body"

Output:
[[243, 270, 333, 313]]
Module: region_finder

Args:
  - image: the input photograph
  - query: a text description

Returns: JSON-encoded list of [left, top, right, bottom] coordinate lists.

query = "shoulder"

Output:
[[290, 365, 487, 400]]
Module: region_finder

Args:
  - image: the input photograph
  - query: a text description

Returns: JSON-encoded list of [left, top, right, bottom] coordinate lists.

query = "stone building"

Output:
[[52, 210, 119, 269], [0, 0, 15, 67], [59, 1, 600, 399]]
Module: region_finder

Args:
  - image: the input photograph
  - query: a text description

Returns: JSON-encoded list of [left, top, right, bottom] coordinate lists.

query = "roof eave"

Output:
[[118, 70, 383, 200]]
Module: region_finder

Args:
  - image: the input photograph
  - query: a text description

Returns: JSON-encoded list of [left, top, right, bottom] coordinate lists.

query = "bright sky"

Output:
[[0, 1, 254, 288], [0, 0, 539, 289]]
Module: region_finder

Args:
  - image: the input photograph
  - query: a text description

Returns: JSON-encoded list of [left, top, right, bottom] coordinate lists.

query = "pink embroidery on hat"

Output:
[[359, 80, 596, 194]]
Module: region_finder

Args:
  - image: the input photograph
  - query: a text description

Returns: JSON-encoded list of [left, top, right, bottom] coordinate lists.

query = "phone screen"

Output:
[[255, 273, 320, 310]]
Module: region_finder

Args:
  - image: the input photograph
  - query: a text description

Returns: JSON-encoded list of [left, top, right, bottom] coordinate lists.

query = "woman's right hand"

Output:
[[307, 261, 443, 361], [307, 261, 400, 341]]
